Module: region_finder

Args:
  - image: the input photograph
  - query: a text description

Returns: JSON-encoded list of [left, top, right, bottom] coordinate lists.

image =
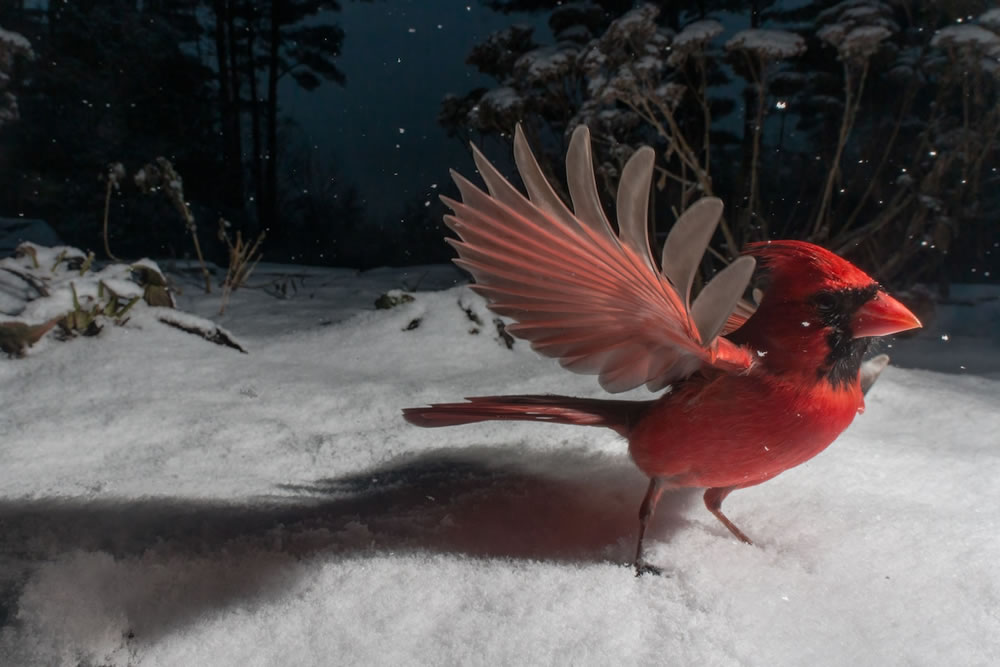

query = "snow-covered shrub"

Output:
[[668, 20, 723, 67], [930, 24, 1000, 74], [726, 29, 806, 60], [0, 243, 244, 357], [0, 25, 32, 127], [816, 0, 897, 63], [442, 2, 999, 285], [724, 28, 806, 234]]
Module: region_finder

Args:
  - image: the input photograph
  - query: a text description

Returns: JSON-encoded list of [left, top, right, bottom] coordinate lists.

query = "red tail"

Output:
[[402, 394, 653, 437]]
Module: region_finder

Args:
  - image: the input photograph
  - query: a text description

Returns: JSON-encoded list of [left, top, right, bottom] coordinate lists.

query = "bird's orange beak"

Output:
[[852, 290, 922, 338]]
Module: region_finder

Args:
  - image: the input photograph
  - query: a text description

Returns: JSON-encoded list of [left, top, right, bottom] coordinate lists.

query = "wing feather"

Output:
[[720, 296, 759, 335], [616, 146, 658, 274], [691, 256, 757, 343], [447, 175, 656, 292], [565, 126, 619, 245], [661, 197, 724, 311], [445, 124, 755, 392]]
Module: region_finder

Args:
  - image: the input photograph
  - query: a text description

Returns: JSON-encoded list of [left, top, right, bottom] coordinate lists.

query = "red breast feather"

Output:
[[628, 241, 878, 488]]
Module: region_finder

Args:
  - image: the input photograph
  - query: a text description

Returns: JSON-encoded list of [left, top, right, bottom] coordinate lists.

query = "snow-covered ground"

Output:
[[1, 263, 998, 666]]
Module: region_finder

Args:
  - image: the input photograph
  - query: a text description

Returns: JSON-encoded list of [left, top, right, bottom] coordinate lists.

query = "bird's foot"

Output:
[[730, 527, 754, 545], [633, 560, 665, 577]]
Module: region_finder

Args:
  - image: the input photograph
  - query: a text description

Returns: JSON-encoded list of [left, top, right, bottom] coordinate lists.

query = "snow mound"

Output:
[[0, 270, 997, 665], [0, 243, 245, 356]]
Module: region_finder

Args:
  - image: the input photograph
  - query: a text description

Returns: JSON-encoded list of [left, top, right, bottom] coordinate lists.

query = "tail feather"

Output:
[[402, 394, 652, 437]]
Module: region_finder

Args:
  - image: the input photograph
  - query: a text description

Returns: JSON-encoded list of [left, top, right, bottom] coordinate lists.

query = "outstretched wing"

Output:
[[443, 125, 755, 393]]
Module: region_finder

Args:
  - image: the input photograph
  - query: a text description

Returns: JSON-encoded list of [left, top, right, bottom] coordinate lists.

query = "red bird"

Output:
[[403, 126, 921, 575]]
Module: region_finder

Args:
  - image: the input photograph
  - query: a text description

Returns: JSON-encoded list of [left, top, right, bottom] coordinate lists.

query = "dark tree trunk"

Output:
[[246, 7, 264, 231], [213, 0, 244, 210], [46, 0, 57, 38], [263, 0, 280, 240], [735, 3, 763, 244]]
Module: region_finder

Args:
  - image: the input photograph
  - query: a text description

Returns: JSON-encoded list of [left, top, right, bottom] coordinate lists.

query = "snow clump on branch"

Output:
[[668, 20, 723, 66], [931, 24, 1000, 75], [0, 25, 33, 127], [581, 4, 672, 106], [514, 45, 578, 85], [725, 29, 806, 60], [980, 9, 1000, 31], [816, 0, 897, 63]]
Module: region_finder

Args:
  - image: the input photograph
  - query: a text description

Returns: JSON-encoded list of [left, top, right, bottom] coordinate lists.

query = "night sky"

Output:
[[281, 1, 547, 222]]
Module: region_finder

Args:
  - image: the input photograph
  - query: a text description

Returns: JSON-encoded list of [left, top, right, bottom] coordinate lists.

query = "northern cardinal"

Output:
[[403, 126, 921, 575]]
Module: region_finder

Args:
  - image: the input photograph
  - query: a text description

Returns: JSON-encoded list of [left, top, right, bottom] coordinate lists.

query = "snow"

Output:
[[819, 23, 892, 60], [0, 25, 32, 127], [840, 6, 880, 22], [931, 24, 1000, 73], [816, 23, 892, 60], [668, 19, 723, 66], [932, 24, 1000, 50], [817, 0, 871, 24], [604, 4, 659, 44], [0, 27, 31, 53], [555, 24, 592, 44], [981, 9, 1000, 31], [725, 29, 807, 60], [514, 46, 577, 83], [632, 54, 663, 77], [840, 25, 891, 58], [1, 261, 999, 665], [653, 82, 686, 109], [672, 19, 724, 50], [478, 86, 523, 114], [815, 0, 898, 63]]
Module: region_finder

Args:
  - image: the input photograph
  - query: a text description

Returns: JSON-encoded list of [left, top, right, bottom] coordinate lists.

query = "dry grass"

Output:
[[217, 218, 265, 315]]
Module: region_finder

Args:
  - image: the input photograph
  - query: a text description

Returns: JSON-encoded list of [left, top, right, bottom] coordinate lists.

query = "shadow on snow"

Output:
[[0, 445, 701, 640]]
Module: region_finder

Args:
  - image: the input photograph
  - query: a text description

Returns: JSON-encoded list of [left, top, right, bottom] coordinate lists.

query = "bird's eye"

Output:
[[814, 292, 837, 312]]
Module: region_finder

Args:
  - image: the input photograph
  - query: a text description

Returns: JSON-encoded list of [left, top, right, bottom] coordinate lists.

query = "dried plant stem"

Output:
[[813, 60, 869, 239], [136, 158, 213, 293], [744, 52, 768, 238], [626, 89, 739, 258], [654, 165, 698, 189], [836, 84, 915, 238], [102, 179, 120, 262], [960, 70, 971, 187], [1, 266, 48, 297], [179, 205, 212, 294], [697, 56, 713, 178], [833, 188, 911, 255], [218, 218, 265, 315], [969, 112, 1000, 194]]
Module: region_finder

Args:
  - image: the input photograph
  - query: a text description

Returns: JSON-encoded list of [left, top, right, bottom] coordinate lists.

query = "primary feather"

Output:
[[444, 124, 754, 393]]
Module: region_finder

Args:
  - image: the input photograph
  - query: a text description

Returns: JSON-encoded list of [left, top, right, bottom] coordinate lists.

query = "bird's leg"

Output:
[[703, 487, 753, 544], [633, 477, 665, 576]]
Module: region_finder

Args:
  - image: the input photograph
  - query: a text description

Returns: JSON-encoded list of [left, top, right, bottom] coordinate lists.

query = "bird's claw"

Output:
[[633, 560, 665, 577]]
